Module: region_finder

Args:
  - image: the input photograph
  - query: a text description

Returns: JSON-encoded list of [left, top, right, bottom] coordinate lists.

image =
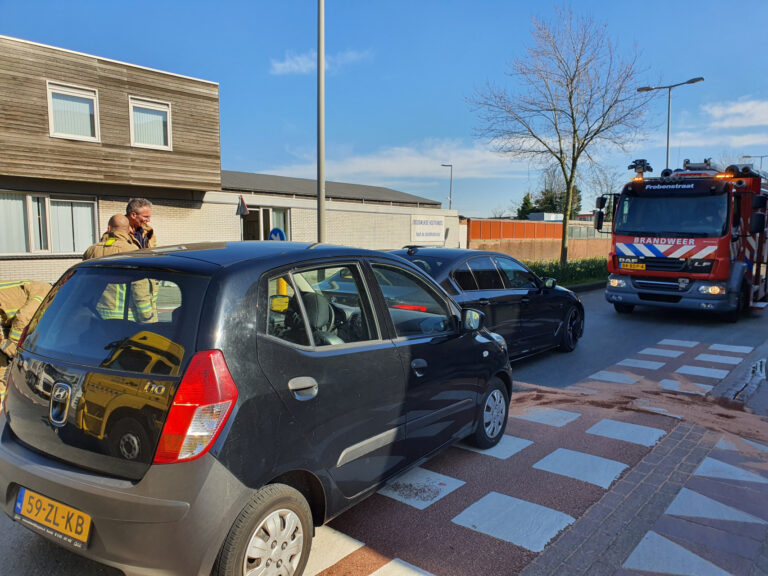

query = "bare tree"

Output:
[[490, 206, 508, 218], [588, 164, 624, 212], [472, 9, 653, 265]]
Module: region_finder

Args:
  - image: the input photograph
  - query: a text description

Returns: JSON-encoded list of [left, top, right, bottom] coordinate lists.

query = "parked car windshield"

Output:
[[23, 267, 209, 372]]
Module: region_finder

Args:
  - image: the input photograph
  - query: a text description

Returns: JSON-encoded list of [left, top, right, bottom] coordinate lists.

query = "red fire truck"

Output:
[[595, 158, 768, 320]]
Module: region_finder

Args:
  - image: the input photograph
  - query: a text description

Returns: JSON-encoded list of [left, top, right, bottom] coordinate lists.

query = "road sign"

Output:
[[268, 227, 287, 241]]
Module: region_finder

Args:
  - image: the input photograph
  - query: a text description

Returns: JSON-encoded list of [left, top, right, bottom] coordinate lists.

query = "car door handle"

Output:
[[288, 376, 319, 401], [477, 298, 491, 306], [410, 358, 428, 377], [521, 297, 531, 304]]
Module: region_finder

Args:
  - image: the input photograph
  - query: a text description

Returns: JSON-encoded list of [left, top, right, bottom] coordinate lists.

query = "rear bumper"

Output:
[[0, 418, 250, 576]]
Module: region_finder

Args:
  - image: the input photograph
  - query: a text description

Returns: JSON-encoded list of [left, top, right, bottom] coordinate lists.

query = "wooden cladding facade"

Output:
[[0, 36, 221, 192]]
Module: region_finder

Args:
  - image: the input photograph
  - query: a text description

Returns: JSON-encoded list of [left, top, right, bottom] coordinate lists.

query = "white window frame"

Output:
[[0, 191, 97, 256], [46, 81, 101, 143], [129, 96, 172, 151]]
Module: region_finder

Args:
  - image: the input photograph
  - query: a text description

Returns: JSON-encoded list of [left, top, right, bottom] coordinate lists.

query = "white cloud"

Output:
[[265, 139, 530, 183], [671, 131, 768, 149], [270, 49, 371, 76], [703, 99, 768, 129]]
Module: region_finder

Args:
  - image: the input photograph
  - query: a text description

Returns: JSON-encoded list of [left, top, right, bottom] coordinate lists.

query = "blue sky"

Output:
[[3, 0, 767, 216]]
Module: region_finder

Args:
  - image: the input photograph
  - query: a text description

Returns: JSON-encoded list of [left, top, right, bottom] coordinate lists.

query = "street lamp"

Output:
[[637, 77, 705, 170], [742, 154, 768, 170], [441, 163, 453, 210]]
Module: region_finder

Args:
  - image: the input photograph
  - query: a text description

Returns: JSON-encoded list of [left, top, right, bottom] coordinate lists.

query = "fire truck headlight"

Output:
[[609, 277, 627, 288], [698, 283, 726, 295]]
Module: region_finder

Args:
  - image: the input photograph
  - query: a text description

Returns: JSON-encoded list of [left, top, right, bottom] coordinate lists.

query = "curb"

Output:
[[711, 338, 768, 413]]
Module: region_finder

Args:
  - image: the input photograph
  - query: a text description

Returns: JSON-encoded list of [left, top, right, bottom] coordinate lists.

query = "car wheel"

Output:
[[470, 377, 509, 449], [725, 283, 749, 323], [214, 484, 312, 576], [613, 303, 634, 314], [558, 306, 582, 353], [108, 417, 151, 463]]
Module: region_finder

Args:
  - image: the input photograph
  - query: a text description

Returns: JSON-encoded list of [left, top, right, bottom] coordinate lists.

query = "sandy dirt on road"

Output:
[[513, 379, 768, 459]]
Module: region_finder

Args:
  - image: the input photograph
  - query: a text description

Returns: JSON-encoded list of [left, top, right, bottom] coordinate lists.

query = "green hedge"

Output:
[[524, 257, 608, 287]]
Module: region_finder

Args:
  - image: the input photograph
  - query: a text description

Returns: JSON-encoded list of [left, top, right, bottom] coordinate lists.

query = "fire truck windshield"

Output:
[[614, 191, 728, 238]]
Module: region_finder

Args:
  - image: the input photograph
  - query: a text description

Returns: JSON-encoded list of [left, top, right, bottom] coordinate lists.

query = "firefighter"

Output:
[[0, 280, 52, 398], [84, 214, 157, 323], [126, 198, 157, 249], [83, 214, 136, 260]]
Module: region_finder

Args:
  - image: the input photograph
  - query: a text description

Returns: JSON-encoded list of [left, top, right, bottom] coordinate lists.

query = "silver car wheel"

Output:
[[484, 389, 506, 439], [243, 508, 304, 576]]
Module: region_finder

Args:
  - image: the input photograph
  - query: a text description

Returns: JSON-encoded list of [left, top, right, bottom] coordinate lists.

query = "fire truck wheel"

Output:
[[725, 283, 749, 323], [613, 303, 634, 314]]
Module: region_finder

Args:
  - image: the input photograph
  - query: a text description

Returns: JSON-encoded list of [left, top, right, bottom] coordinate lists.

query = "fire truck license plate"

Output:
[[619, 262, 645, 270], [14, 487, 91, 548]]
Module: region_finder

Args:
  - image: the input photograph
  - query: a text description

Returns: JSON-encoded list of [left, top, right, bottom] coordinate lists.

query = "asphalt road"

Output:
[[513, 287, 768, 389], [1, 287, 765, 575]]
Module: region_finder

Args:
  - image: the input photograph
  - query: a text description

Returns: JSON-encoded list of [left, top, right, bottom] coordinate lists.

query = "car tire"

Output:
[[213, 484, 312, 576], [613, 303, 635, 314], [108, 417, 152, 463], [470, 377, 509, 449], [558, 306, 583, 353]]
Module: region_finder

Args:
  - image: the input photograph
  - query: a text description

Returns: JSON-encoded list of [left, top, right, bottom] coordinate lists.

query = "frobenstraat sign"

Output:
[[411, 215, 445, 243]]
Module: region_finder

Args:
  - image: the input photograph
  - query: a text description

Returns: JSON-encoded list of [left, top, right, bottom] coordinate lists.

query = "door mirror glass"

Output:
[[752, 195, 767, 210], [596, 196, 607, 210], [594, 211, 604, 231], [462, 308, 484, 332], [544, 278, 557, 289], [750, 213, 766, 235]]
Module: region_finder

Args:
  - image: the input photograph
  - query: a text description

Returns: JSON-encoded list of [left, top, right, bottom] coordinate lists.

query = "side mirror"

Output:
[[462, 308, 485, 332], [753, 195, 767, 210], [270, 295, 290, 313], [594, 211, 604, 231], [596, 196, 607, 210], [750, 213, 766, 235], [544, 278, 557, 289]]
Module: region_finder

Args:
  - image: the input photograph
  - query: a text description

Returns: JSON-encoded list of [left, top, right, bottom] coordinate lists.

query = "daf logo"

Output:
[[49, 382, 71, 427]]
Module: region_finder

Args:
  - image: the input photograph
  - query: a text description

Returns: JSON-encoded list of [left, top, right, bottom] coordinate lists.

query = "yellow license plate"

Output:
[[14, 487, 91, 548], [620, 262, 646, 270]]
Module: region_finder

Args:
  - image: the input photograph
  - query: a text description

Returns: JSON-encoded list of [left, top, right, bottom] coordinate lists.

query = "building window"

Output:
[[0, 192, 96, 255], [129, 97, 172, 150], [242, 207, 290, 241], [47, 82, 100, 142]]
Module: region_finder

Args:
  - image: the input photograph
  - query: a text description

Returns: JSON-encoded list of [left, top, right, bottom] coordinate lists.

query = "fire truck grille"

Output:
[[633, 278, 685, 292], [641, 257, 687, 272]]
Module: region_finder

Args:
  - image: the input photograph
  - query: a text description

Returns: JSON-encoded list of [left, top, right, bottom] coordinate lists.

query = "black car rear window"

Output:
[[23, 267, 209, 373]]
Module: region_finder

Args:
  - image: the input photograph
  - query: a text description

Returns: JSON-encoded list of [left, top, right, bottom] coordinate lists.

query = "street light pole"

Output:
[[743, 155, 768, 170], [317, 0, 326, 242], [637, 77, 704, 170], [441, 163, 453, 210]]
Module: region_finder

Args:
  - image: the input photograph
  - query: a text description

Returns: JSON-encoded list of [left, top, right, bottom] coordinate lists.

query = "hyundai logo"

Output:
[[49, 382, 71, 427]]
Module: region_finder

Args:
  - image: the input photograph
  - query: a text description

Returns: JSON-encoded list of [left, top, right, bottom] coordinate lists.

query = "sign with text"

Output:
[[411, 215, 445, 243]]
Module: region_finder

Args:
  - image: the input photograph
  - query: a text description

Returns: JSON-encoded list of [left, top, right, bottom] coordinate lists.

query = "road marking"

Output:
[[694, 457, 768, 485], [658, 339, 699, 348], [588, 370, 638, 385], [370, 559, 435, 576], [675, 365, 729, 380], [458, 435, 533, 459], [618, 358, 665, 370], [623, 531, 731, 576], [452, 492, 574, 552], [716, 435, 768, 454], [659, 379, 713, 396], [304, 527, 365, 576], [709, 344, 754, 354], [666, 488, 768, 524], [509, 407, 581, 427], [533, 448, 628, 489], [632, 399, 682, 419], [638, 347, 684, 358], [378, 467, 465, 509], [695, 353, 742, 365], [586, 419, 667, 447]]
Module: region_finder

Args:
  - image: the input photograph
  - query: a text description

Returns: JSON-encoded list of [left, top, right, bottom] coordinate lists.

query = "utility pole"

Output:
[[317, 0, 326, 242]]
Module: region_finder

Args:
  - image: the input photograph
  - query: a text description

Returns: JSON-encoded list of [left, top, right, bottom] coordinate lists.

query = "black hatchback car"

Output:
[[0, 242, 511, 576], [392, 247, 585, 360]]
